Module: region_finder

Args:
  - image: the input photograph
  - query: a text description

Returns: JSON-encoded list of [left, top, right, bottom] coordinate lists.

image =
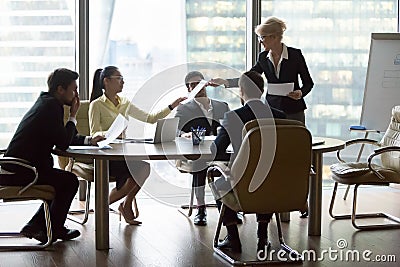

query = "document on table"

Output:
[[267, 83, 294, 96], [69, 145, 111, 150], [97, 114, 128, 148], [181, 79, 207, 104]]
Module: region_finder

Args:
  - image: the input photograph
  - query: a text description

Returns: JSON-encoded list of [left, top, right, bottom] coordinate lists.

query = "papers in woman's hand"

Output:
[[267, 83, 294, 96], [181, 80, 208, 104], [97, 114, 128, 148]]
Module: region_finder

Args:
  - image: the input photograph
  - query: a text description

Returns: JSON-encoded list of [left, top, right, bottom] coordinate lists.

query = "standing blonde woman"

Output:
[[211, 16, 314, 123], [211, 17, 312, 218], [89, 66, 185, 225]]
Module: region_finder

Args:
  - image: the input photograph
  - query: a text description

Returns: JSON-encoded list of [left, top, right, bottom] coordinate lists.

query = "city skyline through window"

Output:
[[0, 0, 398, 158]]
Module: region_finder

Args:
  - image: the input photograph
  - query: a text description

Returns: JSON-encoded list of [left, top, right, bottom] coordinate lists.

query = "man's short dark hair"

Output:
[[47, 68, 79, 94], [184, 71, 204, 85], [239, 71, 264, 98]]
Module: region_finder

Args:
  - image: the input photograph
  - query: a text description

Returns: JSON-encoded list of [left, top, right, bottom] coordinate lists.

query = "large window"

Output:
[[89, 0, 246, 105], [0, 0, 76, 148], [260, 0, 398, 140], [259, 0, 398, 180], [0, 0, 399, 188], [89, 0, 247, 203]]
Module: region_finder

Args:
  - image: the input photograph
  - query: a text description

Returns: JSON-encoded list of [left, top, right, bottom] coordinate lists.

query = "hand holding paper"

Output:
[[287, 89, 303, 100], [267, 82, 294, 96], [181, 79, 208, 104], [97, 114, 128, 148], [90, 135, 106, 146]]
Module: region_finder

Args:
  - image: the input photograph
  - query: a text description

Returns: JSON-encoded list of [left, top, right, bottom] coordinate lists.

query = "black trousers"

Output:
[[214, 177, 272, 225], [216, 200, 273, 225], [29, 168, 79, 233], [0, 168, 79, 234]]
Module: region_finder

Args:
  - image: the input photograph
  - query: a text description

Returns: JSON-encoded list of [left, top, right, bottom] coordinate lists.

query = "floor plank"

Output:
[[1, 185, 399, 267]]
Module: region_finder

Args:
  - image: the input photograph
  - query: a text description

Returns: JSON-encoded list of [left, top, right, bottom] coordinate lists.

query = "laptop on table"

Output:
[[129, 117, 179, 144]]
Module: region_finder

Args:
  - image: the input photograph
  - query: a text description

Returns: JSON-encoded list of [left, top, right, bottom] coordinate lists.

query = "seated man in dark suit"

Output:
[[174, 71, 229, 226], [1, 68, 103, 244], [211, 71, 286, 253]]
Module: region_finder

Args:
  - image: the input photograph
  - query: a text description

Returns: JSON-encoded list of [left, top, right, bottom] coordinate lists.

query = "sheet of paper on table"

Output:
[[69, 145, 112, 150]]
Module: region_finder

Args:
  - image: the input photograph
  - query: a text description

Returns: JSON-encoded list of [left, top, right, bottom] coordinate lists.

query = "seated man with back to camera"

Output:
[[174, 71, 230, 226], [210, 70, 286, 253], [0, 68, 103, 244]]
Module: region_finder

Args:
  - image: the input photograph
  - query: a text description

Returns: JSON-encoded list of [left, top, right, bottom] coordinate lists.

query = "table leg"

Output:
[[94, 159, 109, 250], [280, 212, 290, 222], [309, 152, 322, 236]]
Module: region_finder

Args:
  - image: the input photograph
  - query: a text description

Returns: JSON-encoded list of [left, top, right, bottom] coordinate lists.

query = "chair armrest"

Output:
[[207, 161, 230, 170], [336, 138, 380, 163], [367, 146, 400, 180], [206, 162, 231, 200], [345, 138, 379, 147], [207, 161, 231, 182], [372, 145, 400, 155], [0, 157, 38, 194]]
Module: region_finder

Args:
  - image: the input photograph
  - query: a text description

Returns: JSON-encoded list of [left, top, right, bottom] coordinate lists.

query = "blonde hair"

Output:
[[255, 17, 286, 40]]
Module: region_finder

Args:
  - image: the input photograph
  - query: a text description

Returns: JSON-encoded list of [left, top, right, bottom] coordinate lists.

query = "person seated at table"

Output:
[[174, 71, 229, 226], [211, 71, 286, 253], [89, 66, 185, 225], [1, 68, 103, 244]]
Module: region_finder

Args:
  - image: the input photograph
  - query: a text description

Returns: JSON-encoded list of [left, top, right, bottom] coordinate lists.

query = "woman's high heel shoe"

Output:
[[118, 203, 142, 225], [299, 202, 309, 218]]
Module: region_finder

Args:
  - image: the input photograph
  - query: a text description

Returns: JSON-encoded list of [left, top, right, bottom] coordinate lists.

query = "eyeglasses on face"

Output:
[[257, 34, 273, 42], [109, 75, 124, 82], [186, 81, 201, 89]]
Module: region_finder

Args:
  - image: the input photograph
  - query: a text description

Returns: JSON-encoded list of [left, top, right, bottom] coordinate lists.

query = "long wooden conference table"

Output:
[[53, 136, 344, 250]]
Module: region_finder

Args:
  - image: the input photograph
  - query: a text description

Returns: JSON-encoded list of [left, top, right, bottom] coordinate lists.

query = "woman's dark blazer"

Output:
[[229, 46, 314, 114]]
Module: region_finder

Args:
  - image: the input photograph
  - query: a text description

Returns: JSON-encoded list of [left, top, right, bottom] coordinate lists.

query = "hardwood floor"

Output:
[[0, 185, 399, 267]]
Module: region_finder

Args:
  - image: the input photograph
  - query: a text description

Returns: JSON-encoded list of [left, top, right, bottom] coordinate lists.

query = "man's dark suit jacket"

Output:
[[4, 92, 85, 174], [212, 99, 286, 163], [228, 46, 314, 114], [175, 98, 229, 136]]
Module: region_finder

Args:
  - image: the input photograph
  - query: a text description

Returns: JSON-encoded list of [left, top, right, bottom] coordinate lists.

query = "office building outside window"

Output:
[[0, 0, 76, 148], [259, 0, 398, 139], [0, 0, 398, 171]]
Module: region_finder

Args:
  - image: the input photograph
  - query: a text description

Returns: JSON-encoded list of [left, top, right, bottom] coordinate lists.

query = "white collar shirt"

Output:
[[194, 98, 214, 125], [267, 43, 289, 79]]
